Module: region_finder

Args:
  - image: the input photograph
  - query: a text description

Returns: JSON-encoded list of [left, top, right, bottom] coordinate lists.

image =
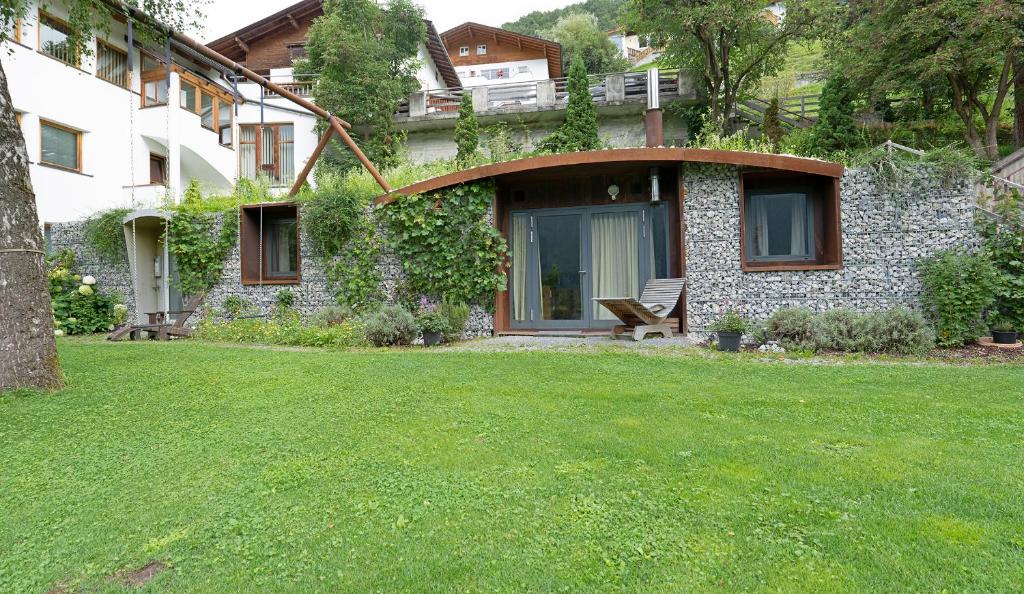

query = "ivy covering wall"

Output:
[[379, 181, 507, 306]]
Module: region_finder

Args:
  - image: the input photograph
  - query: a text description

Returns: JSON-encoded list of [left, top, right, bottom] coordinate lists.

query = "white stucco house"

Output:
[[2, 0, 459, 225]]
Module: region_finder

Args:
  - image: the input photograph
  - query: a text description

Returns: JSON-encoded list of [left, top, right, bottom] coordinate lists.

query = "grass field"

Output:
[[1, 339, 1022, 592]]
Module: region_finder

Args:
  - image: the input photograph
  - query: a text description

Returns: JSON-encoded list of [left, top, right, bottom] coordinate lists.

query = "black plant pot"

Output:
[[717, 331, 742, 352], [992, 330, 1019, 345], [422, 331, 443, 347]]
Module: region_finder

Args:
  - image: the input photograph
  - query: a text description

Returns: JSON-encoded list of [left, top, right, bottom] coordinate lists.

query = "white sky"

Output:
[[201, 0, 581, 42]]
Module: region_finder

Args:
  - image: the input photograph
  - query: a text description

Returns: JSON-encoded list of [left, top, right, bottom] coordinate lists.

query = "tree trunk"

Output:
[[0, 60, 62, 391], [1015, 54, 1024, 150]]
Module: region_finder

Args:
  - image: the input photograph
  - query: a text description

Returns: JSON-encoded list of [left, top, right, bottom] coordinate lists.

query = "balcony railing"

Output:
[[397, 68, 696, 118], [227, 73, 318, 98]]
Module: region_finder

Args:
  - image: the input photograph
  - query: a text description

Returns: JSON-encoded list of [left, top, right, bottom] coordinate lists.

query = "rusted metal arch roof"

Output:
[[374, 148, 845, 206]]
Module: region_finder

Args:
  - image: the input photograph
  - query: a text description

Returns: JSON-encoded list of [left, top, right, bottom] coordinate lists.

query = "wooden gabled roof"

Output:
[[441, 22, 563, 79], [207, 0, 321, 61], [206, 1, 461, 88]]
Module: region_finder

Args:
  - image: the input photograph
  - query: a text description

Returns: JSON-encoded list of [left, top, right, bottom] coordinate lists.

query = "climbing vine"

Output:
[[379, 181, 507, 306], [83, 208, 131, 265], [301, 173, 383, 310], [324, 220, 383, 310], [167, 182, 239, 296]]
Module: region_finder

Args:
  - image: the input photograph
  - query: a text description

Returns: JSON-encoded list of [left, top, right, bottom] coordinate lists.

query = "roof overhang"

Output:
[[375, 148, 845, 206], [207, 0, 322, 60]]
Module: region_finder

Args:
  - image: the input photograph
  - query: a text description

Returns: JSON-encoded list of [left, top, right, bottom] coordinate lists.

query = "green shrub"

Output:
[[980, 220, 1024, 329], [812, 308, 860, 351], [314, 305, 355, 327], [276, 290, 295, 310], [770, 307, 935, 355], [195, 317, 366, 348], [361, 304, 418, 347], [708, 309, 749, 334], [762, 307, 817, 351], [809, 73, 859, 156], [439, 298, 471, 342], [416, 310, 450, 334], [855, 308, 935, 355], [223, 295, 250, 319], [918, 249, 1000, 346]]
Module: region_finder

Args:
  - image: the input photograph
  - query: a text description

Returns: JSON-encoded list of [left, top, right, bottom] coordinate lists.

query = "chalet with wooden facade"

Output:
[[440, 22, 562, 88]]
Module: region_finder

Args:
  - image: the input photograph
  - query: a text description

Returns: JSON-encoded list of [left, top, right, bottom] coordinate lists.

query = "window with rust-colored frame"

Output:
[[738, 172, 842, 272]]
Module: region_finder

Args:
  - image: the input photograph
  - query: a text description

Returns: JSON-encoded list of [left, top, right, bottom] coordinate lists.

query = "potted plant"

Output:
[[989, 314, 1019, 345], [418, 310, 450, 347], [708, 309, 749, 352]]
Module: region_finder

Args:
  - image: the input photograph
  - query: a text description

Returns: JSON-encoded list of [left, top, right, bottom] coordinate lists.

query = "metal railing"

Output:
[[398, 69, 691, 118]]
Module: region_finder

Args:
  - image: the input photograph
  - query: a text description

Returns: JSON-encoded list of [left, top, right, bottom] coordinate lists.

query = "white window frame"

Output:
[[459, 46, 469, 57], [477, 44, 487, 55]]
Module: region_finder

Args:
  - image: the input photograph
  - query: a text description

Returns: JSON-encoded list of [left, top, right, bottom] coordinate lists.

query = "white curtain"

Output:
[[790, 196, 807, 256], [591, 212, 639, 320], [750, 197, 769, 257], [512, 215, 528, 321]]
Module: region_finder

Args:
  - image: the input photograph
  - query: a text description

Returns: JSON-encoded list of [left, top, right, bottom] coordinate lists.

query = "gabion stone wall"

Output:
[[683, 164, 981, 335], [48, 221, 137, 321], [49, 210, 496, 339], [203, 213, 335, 322], [201, 211, 496, 338]]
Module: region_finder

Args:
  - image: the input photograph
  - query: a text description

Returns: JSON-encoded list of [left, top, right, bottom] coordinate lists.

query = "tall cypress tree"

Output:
[[540, 55, 601, 153], [810, 73, 859, 156], [454, 92, 480, 164]]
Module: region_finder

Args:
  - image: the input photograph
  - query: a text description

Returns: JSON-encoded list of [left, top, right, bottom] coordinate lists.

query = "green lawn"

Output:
[[1, 340, 1022, 592]]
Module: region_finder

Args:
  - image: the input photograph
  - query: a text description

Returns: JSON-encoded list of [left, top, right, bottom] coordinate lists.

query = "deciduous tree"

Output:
[[624, 0, 830, 134], [832, 0, 1024, 160], [542, 12, 630, 75], [300, 0, 425, 173]]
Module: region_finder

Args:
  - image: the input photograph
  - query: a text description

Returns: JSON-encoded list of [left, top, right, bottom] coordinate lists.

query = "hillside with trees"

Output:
[[503, 0, 625, 37]]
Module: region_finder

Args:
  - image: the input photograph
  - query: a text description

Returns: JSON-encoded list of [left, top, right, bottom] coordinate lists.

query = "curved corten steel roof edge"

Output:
[[374, 148, 845, 206]]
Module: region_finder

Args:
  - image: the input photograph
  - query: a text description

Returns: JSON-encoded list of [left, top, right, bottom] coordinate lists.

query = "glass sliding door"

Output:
[[510, 204, 670, 330]]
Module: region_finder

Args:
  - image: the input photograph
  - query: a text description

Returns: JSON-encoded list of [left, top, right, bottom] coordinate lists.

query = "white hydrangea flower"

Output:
[[82, 275, 97, 286], [54, 329, 65, 337], [78, 285, 94, 296]]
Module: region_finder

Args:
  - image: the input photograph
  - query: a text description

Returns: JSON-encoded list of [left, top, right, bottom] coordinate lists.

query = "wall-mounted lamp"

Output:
[[608, 184, 620, 201], [650, 168, 661, 203]]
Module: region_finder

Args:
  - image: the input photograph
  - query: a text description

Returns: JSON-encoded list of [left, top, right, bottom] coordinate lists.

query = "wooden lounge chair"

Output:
[[593, 278, 686, 341], [108, 294, 204, 342]]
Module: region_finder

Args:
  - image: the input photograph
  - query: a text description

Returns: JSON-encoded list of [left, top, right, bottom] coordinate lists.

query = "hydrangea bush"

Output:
[[48, 250, 120, 336]]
